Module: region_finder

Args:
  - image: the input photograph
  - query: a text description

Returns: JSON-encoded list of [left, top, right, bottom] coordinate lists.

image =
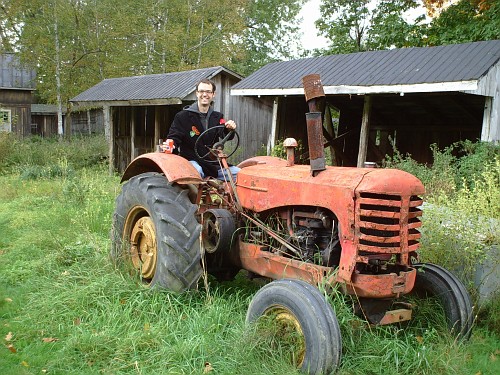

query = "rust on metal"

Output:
[[303, 74, 327, 175], [238, 239, 334, 286], [306, 112, 326, 174], [378, 309, 412, 325], [345, 268, 417, 298], [302, 74, 325, 103], [283, 138, 298, 166]]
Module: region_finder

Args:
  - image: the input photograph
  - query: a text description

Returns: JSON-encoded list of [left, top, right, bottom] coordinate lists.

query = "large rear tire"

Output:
[[411, 263, 474, 340], [111, 172, 202, 292], [246, 279, 342, 374]]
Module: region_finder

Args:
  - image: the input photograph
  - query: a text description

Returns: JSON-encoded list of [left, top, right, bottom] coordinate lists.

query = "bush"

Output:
[[0, 134, 108, 174], [0, 132, 19, 173]]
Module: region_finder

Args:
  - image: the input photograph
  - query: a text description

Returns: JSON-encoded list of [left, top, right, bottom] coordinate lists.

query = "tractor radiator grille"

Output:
[[356, 192, 423, 253]]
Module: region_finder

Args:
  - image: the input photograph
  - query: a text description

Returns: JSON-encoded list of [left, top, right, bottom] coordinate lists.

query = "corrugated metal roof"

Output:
[[231, 40, 500, 93], [0, 53, 36, 90], [71, 66, 242, 102], [31, 104, 59, 114]]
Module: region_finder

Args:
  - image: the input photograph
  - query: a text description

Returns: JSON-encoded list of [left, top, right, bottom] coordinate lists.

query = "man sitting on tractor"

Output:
[[164, 79, 240, 181]]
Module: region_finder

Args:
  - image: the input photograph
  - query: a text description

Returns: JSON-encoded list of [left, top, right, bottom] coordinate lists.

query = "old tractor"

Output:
[[111, 75, 473, 374]]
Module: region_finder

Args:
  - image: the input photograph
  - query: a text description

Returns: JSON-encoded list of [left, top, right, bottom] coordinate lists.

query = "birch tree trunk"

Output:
[[54, 4, 64, 138]]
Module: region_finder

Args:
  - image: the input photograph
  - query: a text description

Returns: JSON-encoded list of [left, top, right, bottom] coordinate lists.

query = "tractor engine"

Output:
[[246, 208, 341, 268]]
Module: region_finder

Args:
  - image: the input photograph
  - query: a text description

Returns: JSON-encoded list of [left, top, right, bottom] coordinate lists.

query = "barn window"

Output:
[[0, 109, 11, 132]]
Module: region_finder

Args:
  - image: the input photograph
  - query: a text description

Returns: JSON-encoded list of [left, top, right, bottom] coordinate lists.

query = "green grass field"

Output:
[[0, 135, 499, 374]]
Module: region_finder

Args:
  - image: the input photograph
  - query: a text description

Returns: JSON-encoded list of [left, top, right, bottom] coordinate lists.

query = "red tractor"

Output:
[[111, 75, 473, 374]]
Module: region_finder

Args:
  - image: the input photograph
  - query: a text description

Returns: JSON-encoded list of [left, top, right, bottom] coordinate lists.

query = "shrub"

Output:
[[0, 134, 108, 174], [0, 132, 19, 173]]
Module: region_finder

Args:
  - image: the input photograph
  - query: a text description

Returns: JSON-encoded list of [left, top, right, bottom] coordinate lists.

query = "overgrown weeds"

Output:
[[0, 136, 499, 374]]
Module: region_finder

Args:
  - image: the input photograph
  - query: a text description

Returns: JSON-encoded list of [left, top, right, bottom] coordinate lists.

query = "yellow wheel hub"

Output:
[[267, 306, 306, 368], [129, 216, 157, 280]]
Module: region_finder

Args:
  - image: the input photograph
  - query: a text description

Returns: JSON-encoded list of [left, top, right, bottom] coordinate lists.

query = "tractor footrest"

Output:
[[379, 308, 412, 325]]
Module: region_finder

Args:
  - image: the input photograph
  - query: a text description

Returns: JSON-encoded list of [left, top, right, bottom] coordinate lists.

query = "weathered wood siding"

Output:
[[31, 114, 57, 136], [231, 95, 274, 162], [0, 89, 32, 136], [473, 64, 500, 142], [112, 105, 182, 171], [71, 109, 104, 135]]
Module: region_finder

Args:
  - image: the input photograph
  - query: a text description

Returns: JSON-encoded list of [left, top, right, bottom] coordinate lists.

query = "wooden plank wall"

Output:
[[0, 89, 32, 136], [71, 109, 105, 135], [230, 95, 274, 163]]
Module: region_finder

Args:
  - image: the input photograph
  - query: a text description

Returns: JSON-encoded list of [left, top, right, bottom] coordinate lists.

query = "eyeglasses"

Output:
[[197, 90, 213, 95]]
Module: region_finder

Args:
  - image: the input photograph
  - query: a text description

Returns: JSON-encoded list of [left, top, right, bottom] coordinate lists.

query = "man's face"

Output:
[[196, 82, 215, 107]]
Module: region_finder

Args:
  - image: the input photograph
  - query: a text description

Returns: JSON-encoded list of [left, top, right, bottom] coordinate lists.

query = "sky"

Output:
[[299, 0, 329, 51]]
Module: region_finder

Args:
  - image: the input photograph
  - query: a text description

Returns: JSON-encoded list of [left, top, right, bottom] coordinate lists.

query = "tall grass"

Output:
[[1, 136, 499, 374]]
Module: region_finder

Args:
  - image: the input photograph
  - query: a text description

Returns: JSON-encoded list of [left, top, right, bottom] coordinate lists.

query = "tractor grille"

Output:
[[356, 192, 423, 253]]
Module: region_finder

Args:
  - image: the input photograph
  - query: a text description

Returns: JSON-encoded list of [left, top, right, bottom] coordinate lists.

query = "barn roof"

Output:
[[231, 40, 500, 96], [0, 53, 36, 90], [70, 66, 242, 104]]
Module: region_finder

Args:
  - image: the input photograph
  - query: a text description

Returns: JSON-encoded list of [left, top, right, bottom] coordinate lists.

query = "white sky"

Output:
[[299, 0, 328, 51]]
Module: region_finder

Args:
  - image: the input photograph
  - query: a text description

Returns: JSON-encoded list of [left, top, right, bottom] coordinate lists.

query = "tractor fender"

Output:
[[121, 152, 203, 185]]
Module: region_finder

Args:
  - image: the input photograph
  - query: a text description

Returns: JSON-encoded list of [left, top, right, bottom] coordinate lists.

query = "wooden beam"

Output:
[[102, 105, 114, 175], [357, 95, 372, 167], [268, 97, 278, 155], [154, 106, 161, 149], [87, 109, 91, 134], [130, 107, 136, 162]]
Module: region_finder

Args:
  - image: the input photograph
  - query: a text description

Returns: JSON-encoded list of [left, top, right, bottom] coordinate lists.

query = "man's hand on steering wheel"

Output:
[[194, 125, 240, 163], [224, 120, 237, 131]]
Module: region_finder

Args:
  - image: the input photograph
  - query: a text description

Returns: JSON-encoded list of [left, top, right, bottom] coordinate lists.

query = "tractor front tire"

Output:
[[412, 263, 474, 340], [246, 279, 342, 374], [111, 172, 202, 292]]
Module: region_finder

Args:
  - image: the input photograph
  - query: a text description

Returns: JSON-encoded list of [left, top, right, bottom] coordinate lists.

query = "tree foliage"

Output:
[[0, 0, 304, 106], [425, 0, 500, 44], [316, 0, 425, 54], [232, 0, 305, 75], [315, 0, 499, 55]]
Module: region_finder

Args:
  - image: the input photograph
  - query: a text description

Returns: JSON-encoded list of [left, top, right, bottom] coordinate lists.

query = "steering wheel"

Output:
[[194, 125, 240, 163]]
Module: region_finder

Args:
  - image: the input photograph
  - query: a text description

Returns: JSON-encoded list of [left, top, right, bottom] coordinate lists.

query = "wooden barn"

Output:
[[70, 66, 269, 173], [0, 53, 36, 136], [231, 40, 500, 167]]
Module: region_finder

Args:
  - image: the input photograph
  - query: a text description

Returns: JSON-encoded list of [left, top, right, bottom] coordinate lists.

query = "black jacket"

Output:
[[167, 103, 231, 178]]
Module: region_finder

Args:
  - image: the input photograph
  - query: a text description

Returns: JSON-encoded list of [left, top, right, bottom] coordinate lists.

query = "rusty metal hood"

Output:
[[236, 156, 424, 213]]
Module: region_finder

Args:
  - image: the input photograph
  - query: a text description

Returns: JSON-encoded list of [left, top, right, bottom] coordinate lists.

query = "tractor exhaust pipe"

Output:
[[302, 74, 326, 176]]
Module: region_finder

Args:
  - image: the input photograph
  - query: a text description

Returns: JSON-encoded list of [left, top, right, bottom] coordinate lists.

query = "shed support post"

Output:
[[131, 107, 136, 161], [268, 97, 278, 155], [103, 105, 114, 174], [357, 95, 372, 168], [154, 106, 161, 147], [87, 109, 92, 135]]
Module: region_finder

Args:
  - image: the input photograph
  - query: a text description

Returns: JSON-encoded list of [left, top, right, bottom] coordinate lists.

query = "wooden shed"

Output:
[[231, 40, 500, 166], [30, 104, 61, 136], [70, 66, 268, 173], [0, 53, 36, 136]]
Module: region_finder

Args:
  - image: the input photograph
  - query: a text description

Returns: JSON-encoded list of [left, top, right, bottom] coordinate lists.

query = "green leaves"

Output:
[[316, 0, 425, 54]]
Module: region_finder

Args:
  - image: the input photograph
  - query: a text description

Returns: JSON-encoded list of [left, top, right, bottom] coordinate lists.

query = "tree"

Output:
[[369, 0, 426, 49], [315, 0, 425, 55], [0, 0, 306, 117], [424, 0, 500, 45], [233, 0, 306, 76]]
